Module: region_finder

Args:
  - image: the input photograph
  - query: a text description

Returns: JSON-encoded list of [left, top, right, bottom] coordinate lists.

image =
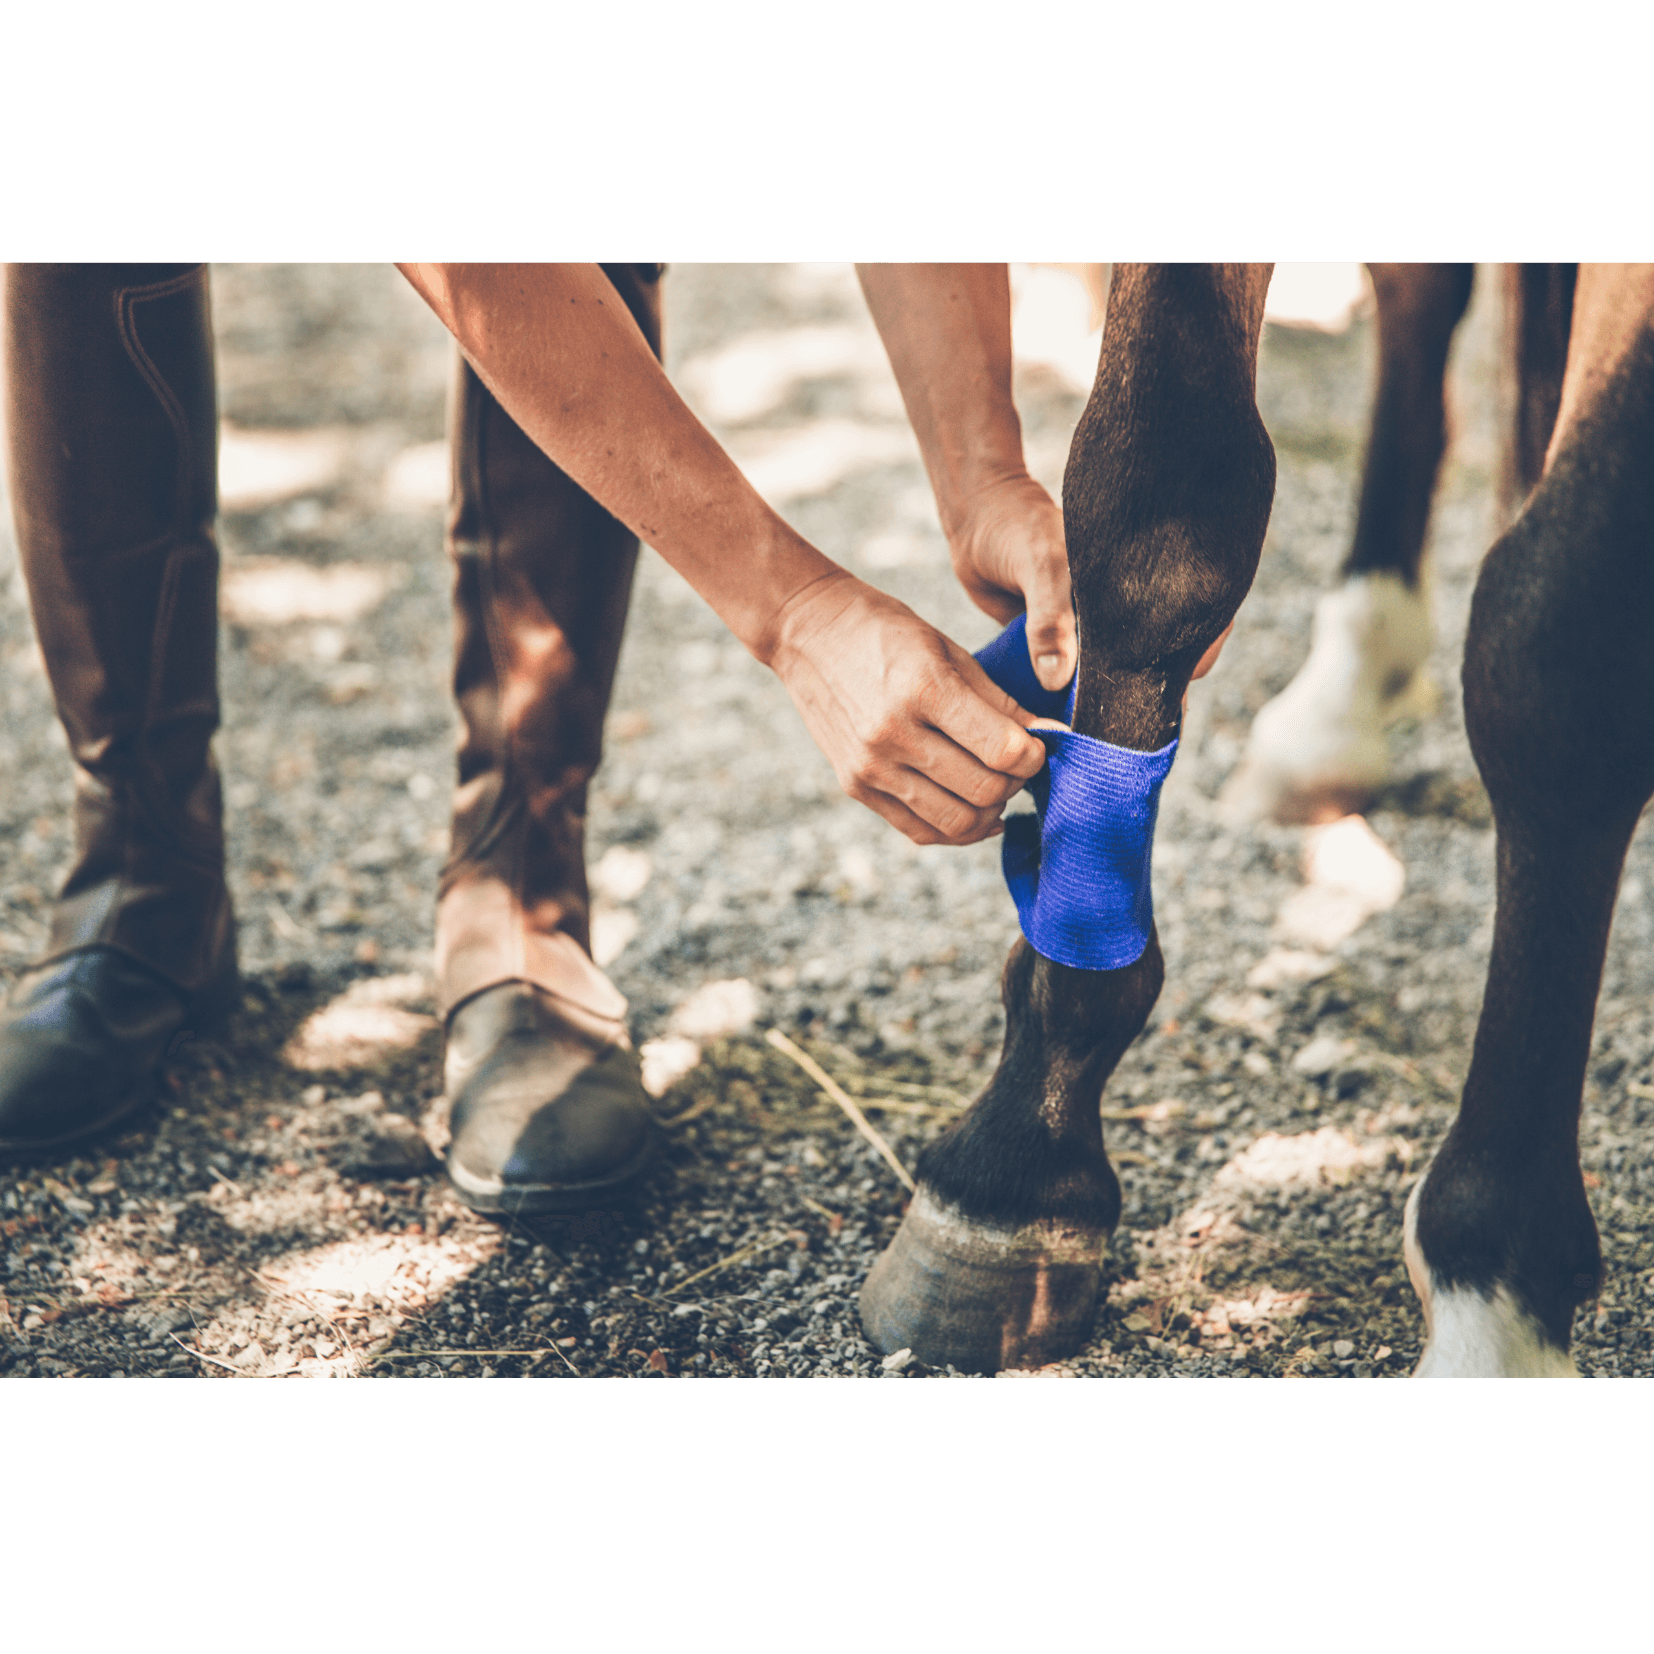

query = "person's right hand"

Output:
[[767, 570, 1048, 846]]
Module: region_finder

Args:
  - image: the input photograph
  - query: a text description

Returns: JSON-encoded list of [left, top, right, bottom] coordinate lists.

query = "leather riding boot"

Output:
[[437, 263, 662, 1214], [0, 264, 236, 1156]]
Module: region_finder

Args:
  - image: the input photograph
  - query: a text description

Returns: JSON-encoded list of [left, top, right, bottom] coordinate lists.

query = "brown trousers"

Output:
[[2, 262, 661, 1019], [437, 262, 662, 1038]]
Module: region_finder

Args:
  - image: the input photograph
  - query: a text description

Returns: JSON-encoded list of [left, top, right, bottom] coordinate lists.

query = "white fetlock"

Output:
[[1402, 1176, 1580, 1378], [1219, 571, 1432, 824]]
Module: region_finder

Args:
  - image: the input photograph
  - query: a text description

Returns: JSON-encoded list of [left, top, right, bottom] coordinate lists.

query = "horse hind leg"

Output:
[[1406, 265, 1654, 1375], [1220, 264, 1473, 825]]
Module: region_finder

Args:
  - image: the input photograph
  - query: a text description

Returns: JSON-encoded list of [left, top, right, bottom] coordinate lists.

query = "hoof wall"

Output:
[[860, 1186, 1107, 1373]]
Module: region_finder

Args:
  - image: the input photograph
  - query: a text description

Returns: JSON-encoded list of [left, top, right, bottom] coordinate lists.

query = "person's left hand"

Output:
[[947, 473, 1075, 696]]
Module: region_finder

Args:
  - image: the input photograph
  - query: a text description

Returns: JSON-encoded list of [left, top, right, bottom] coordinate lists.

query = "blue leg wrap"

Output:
[[975, 615, 1177, 971]]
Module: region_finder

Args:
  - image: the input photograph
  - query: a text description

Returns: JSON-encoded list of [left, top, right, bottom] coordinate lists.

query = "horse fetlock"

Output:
[[1220, 571, 1431, 824], [867, 939, 1146, 1372], [1403, 1145, 1599, 1377], [859, 1183, 1111, 1373], [1403, 1180, 1581, 1379]]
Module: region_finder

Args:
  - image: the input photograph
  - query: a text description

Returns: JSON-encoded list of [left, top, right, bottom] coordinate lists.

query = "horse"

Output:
[[858, 261, 1652, 1377]]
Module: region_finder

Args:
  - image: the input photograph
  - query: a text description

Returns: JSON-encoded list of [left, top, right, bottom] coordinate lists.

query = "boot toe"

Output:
[[0, 951, 189, 1154], [444, 984, 657, 1214]]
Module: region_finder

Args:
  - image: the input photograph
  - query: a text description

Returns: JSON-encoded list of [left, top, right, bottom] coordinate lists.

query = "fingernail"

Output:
[[1037, 652, 1068, 680]]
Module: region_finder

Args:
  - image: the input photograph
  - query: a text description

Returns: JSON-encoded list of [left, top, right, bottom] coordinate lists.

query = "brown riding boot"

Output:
[[0, 264, 236, 1156], [437, 263, 662, 1215]]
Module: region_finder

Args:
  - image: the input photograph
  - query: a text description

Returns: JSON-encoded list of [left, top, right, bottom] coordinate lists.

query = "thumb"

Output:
[[1023, 562, 1077, 694]]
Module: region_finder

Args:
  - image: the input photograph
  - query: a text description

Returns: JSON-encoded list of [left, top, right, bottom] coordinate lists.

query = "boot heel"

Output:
[[187, 930, 242, 1035]]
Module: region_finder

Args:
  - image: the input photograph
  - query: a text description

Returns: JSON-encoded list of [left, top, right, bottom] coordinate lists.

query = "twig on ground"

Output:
[[765, 1028, 915, 1192], [851, 1096, 944, 1117], [254, 1270, 366, 1376], [368, 1348, 561, 1363], [267, 899, 313, 942], [665, 1233, 787, 1297], [845, 1077, 969, 1107], [168, 1332, 243, 1374], [1369, 1051, 1459, 1101], [657, 1094, 718, 1130]]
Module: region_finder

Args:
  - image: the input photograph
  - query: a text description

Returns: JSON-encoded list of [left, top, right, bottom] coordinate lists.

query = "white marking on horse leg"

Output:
[[1219, 571, 1432, 824], [1402, 1176, 1580, 1377]]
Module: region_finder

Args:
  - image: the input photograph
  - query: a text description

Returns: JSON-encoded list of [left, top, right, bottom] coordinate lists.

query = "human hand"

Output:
[[768, 571, 1048, 846], [947, 473, 1076, 696]]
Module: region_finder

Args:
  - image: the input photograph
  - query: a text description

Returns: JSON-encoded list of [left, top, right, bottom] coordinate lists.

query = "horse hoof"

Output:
[[859, 1184, 1108, 1373], [1402, 1173, 1580, 1377]]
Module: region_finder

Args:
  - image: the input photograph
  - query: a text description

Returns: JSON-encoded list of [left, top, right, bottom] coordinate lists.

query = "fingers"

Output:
[[948, 475, 1075, 691], [769, 570, 1051, 846], [929, 649, 1049, 781], [846, 766, 1010, 847], [831, 657, 1047, 845], [840, 687, 1037, 845], [1021, 556, 1076, 694]]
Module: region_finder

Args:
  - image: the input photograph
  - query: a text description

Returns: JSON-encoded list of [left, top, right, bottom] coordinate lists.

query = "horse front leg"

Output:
[[860, 264, 1276, 1372]]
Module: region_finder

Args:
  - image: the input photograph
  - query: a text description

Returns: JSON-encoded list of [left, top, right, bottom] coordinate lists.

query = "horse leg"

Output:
[[1502, 263, 1578, 513], [1406, 264, 1654, 1375], [860, 264, 1276, 1372], [1221, 263, 1474, 824]]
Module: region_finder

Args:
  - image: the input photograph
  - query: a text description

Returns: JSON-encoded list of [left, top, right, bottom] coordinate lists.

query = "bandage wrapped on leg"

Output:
[[976, 615, 1177, 972]]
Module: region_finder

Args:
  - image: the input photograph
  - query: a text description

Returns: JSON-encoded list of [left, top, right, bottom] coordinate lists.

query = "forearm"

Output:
[[855, 263, 1031, 535], [399, 262, 839, 663]]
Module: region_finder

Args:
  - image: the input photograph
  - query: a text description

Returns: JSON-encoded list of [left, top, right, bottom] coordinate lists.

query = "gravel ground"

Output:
[[4, 262, 1653, 1381]]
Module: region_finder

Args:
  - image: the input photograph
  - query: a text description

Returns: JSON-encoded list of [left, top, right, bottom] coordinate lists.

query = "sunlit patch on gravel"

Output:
[[639, 1036, 703, 1098], [1275, 814, 1406, 950], [218, 424, 348, 506], [1212, 1126, 1408, 1192], [192, 1230, 499, 1378], [281, 973, 438, 1071], [669, 978, 761, 1041], [678, 323, 893, 425], [1098, 1119, 1424, 1370], [379, 440, 449, 510], [221, 557, 402, 626]]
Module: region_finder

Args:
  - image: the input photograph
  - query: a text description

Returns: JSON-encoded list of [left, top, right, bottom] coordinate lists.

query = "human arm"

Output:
[[397, 262, 1045, 845], [856, 263, 1077, 693]]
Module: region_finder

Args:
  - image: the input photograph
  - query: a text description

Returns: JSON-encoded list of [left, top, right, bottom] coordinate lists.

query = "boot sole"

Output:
[[445, 1120, 661, 1216], [0, 1077, 161, 1162]]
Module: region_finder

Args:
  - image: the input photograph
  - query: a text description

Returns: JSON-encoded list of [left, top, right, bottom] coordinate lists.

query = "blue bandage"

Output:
[[975, 614, 1177, 971]]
